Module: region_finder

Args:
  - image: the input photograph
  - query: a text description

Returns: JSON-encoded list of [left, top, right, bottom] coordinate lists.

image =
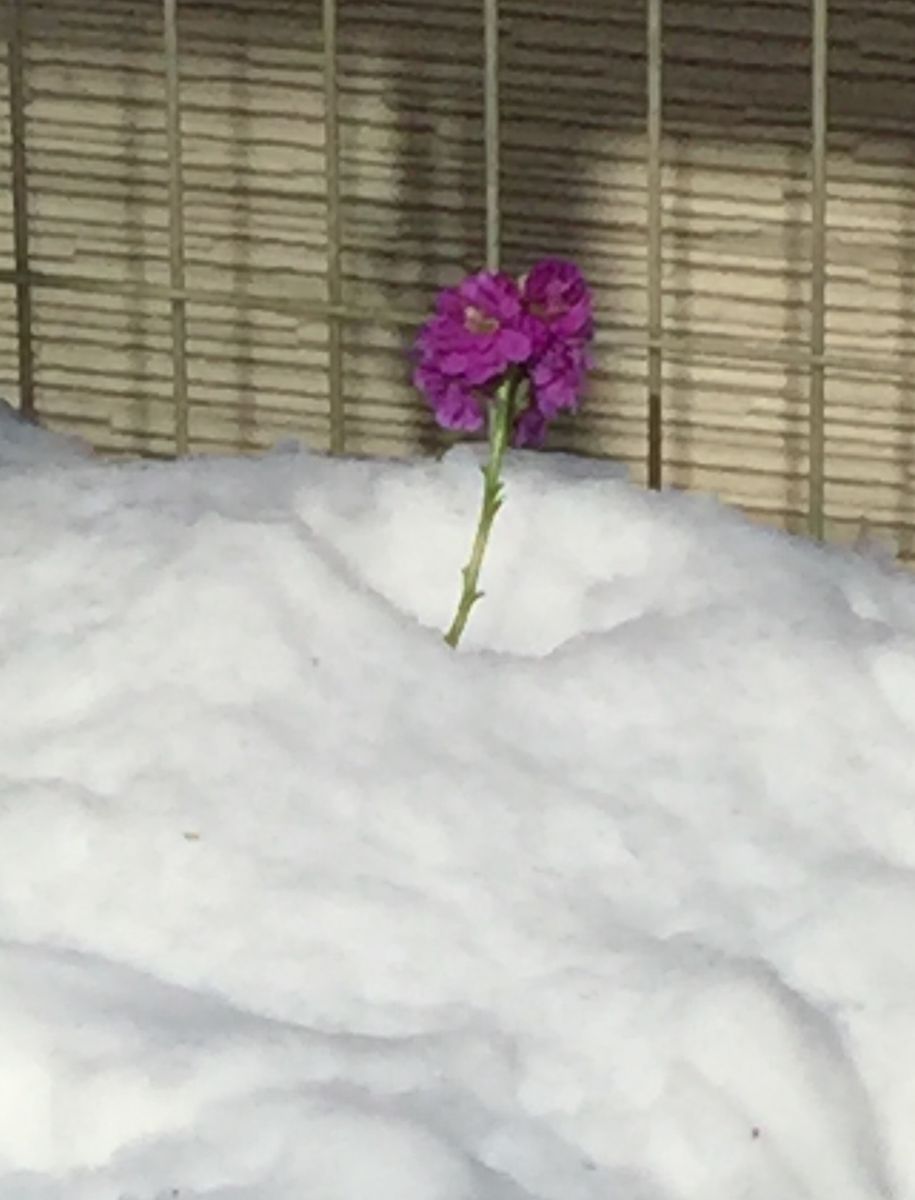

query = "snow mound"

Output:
[[1, 440, 913, 1199]]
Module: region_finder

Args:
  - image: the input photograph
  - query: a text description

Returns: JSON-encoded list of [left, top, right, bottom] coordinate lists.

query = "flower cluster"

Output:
[[413, 257, 593, 648], [413, 258, 593, 446]]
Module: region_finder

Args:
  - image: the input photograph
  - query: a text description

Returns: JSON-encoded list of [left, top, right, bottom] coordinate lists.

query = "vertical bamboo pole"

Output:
[[163, 0, 189, 455], [483, 0, 500, 271], [808, 0, 828, 539], [6, 0, 34, 418], [646, 0, 663, 489], [322, 0, 345, 454]]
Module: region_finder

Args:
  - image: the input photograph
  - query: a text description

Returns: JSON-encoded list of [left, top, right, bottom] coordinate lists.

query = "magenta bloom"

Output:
[[530, 338, 591, 418], [522, 257, 593, 351], [415, 271, 532, 387], [417, 258, 595, 647], [413, 362, 485, 433], [512, 404, 549, 448], [413, 257, 593, 446]]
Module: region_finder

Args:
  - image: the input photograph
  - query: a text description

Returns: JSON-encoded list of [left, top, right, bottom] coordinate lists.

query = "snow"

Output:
[[2, 405, 915, 1199]]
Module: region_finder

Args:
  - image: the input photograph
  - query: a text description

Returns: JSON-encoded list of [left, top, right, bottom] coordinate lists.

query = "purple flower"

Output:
[[413, 362, 485, 433], [412, 258, 594, 445], [512, 404, 549, 448], [521, 258, 593, 351], [415, 271, 532, 387], [529, 338, 591, 418]]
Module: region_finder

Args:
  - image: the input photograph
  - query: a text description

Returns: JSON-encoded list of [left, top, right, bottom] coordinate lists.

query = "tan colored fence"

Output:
[[3, 1, 915, 555]]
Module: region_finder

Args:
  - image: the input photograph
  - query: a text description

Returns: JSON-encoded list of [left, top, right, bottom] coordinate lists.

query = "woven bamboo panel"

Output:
[[2, 0, 915, 554]]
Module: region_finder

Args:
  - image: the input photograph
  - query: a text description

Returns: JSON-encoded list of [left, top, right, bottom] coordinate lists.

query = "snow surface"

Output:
[[3, 407, 915, 1199]]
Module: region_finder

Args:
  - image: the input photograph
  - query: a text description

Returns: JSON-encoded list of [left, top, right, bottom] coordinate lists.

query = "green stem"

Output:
[[443, 374, 520, 649]]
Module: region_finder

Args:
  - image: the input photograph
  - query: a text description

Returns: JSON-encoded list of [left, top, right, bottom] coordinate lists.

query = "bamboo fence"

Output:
[[2, 0, 915, 554]]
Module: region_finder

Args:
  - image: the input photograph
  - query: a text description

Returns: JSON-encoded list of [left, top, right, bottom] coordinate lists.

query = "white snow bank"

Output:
[[1, 426, 915, 1199]]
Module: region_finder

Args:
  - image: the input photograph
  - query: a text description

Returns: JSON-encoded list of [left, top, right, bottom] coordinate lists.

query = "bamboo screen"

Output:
[[2, 0, 915, 555]]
